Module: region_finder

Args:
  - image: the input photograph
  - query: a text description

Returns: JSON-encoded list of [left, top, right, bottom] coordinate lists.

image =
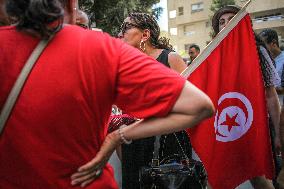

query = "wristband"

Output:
[[118, 125, 132, 144]]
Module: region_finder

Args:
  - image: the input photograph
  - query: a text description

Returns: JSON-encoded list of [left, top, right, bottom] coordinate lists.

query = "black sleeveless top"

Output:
[[121, 49, 192, 189], [156, 49, 171, 67]]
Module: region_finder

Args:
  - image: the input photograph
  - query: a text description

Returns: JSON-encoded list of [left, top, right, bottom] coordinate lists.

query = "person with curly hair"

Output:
[[118, 12, 187, 73], [116, 12, 203, 189]]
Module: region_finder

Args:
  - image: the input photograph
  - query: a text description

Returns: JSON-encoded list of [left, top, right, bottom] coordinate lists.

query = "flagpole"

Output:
[[181, 0, 252, 78]]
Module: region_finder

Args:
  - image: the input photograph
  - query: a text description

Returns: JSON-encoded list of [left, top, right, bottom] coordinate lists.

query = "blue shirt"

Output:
[[275, 51, 284, 87]]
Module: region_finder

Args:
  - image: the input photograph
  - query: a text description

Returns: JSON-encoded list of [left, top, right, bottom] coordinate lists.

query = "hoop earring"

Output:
[[139, 40, 146, 52]]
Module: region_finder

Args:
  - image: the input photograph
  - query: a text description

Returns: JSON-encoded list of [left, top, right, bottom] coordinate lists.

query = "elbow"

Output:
[[193, 93, 215, 121], [183, 96, 215, 130], [173, 81, 215, 120], [265, 86, 277, 99], [205, 103, 215, 118], [200, 98, 215, 119]]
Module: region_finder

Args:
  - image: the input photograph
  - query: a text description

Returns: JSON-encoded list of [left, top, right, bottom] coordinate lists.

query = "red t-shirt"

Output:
[[0, 25, 185, 189]]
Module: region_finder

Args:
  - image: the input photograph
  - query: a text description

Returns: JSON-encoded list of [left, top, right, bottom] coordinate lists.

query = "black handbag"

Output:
[[139, 134, 207, 189]]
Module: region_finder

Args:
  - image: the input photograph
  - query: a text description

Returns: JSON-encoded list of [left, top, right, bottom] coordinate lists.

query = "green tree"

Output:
[[210, 0, 236, 12], [79, 0, 162, 36]]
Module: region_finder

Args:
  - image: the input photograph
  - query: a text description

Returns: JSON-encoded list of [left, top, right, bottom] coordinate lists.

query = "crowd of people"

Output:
[[0, 0, 284, 189]]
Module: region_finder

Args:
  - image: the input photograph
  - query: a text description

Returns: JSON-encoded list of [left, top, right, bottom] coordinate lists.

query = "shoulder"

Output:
[[258, 46, 274, 68], [167, 51, 187, 73], [168, 51, 184, 63], [63, 25, 123, 46], [0, 26, 22, 41], [65, 26, 125, 58], [0, 25, 15, 31], [259, 46, 272, 62], [258, 46, 280, 87], [259, 45, 268, 55], [276, 51, 284, 61]]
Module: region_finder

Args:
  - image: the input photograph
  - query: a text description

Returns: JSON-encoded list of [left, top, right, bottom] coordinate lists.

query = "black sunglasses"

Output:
[[119, 22, 140, 34]]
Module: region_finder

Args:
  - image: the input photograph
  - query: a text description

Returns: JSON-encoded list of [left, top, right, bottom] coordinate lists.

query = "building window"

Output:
[[191, 2, 204, 13], [252, 13, 284, 23], [178, 7, 184, 16], [184, 24, 196, 36], [184, 31, 196, 36], [169, 10, 176, 19], [170, 28, 178, 36]]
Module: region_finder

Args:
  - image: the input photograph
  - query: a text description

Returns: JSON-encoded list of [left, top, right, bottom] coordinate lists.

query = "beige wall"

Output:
[[238, 0, 284, 13], [168, 0, 212, 55], [245, 0, 284, 46], [167, 0, 284, 57]]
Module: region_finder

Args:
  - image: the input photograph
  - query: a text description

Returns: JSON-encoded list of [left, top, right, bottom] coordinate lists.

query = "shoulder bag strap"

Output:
[[151, 135, 161, 166], [0, 36, 54, 135], [152, 133, 191, 166]]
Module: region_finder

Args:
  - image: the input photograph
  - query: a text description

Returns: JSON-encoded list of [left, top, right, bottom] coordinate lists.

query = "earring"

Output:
[[139, 40, 146, 52]]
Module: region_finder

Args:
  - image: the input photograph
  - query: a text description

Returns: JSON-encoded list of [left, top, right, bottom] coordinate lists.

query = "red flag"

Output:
[[186, 11, 274, 189]]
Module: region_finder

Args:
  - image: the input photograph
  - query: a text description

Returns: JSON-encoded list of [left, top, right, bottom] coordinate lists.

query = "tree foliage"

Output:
[[79, 0, 162, 36], [210, 0, 236, 12]]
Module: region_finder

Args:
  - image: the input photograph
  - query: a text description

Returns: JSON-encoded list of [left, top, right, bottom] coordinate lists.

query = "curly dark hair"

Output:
[[5, 0, 65, 38], [128, 12, 173, 51], [255, 33, 275, 66]]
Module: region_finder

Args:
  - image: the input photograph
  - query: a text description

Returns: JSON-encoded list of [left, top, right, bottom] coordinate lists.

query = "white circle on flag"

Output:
[[214, 92, 253, 142]]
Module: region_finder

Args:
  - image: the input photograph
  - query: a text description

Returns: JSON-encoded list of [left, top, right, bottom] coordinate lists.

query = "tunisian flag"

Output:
[[184, 4, 274, 189]]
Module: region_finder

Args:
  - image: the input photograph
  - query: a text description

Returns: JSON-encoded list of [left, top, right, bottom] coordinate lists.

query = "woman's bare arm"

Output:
[[70, 81, 214, 187]]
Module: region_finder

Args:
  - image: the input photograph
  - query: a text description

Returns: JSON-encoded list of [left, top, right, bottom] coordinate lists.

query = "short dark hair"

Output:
[[259, 29, 279, 47], [189, 44, 200, 52]]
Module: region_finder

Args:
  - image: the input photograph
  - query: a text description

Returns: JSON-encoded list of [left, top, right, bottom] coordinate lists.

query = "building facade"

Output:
[[167, 0, 284, 57]]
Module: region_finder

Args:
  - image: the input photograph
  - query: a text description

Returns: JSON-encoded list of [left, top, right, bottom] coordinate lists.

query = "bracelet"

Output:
[[118, 125, 132, 144]]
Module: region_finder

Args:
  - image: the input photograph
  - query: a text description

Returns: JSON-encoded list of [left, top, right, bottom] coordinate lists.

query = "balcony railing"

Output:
[[252, 15, 284, 23]]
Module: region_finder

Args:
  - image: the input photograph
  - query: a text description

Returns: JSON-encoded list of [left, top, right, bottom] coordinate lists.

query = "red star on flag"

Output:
[[220, 113, 239, 132]]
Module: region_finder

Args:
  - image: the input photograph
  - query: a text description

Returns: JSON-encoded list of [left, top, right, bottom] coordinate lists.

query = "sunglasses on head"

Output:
[[119, 22, 140, 34]]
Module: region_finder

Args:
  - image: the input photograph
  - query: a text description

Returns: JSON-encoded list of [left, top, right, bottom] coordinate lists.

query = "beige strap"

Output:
[[0, 36, 53, 135]]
